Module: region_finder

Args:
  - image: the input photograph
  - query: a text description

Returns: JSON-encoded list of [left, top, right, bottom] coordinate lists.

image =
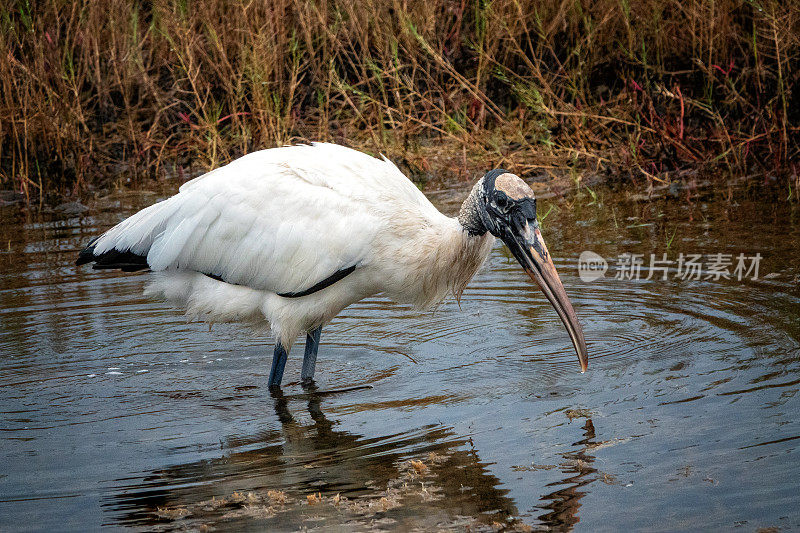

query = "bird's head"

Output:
[[459, 169, 589, 372]]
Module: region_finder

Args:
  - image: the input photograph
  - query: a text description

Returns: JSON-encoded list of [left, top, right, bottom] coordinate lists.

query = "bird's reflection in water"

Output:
[[103, 390, 528, 530], [537, 418, 600, 530]]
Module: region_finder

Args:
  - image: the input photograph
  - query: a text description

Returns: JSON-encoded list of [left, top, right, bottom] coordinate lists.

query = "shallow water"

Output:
[[1, 178, 799, 531]]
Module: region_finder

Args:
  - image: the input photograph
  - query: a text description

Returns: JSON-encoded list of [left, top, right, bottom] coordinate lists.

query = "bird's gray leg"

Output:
[[301, 326, 322, 386], [268, 343, 289, 389]]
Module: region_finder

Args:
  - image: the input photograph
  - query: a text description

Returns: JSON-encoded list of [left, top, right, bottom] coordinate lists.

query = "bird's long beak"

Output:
[[504, 221, 589, 372]]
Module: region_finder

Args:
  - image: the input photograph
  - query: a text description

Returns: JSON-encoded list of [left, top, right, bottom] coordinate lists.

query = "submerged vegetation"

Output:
[[1, 0, 798, 200]]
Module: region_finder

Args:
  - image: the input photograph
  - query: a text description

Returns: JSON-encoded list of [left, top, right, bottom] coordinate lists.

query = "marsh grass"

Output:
[[1, 0, 798, 200]]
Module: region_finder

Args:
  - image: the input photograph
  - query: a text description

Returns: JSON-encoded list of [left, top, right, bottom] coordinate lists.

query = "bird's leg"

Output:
[[301, 326, 322, 386], [268, 343, 289, 389]]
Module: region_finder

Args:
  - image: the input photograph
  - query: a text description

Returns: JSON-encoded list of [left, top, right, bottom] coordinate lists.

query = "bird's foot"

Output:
[[316, 384, 372, 395], [281, 383, 373, 398]]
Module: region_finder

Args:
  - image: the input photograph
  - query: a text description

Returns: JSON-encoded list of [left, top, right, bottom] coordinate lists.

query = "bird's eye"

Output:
[[494, 194, 511, 212]]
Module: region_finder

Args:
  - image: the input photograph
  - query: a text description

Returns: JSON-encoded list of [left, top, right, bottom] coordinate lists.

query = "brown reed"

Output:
[[1, 0, 797, 200]]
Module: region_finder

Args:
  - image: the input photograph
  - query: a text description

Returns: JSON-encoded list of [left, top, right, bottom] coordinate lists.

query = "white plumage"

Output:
[[89, 143, 494, 349]]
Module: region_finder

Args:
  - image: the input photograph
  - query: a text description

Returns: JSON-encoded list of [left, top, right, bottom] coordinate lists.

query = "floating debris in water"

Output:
[[511, 463, 558, 471], [565, 408, 593, 420], [409, 459, 428, 474], [267, 490, 287, 505], [54, 201, 89, 216], [427, 451, 446, 464], [155, 506, 189, 520], [600, 473, 619, 485], [229, 491, 260, 505]]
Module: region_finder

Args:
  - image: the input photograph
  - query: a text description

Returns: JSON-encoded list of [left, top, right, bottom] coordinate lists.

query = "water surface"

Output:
[[1, 178, 799, 531]]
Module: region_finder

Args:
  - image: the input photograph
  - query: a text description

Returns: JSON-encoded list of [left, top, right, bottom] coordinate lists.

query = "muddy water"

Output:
[[1, 178, 799, 531]]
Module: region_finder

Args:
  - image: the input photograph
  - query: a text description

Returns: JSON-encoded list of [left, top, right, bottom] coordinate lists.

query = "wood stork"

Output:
[[77, 143, 588, 388]]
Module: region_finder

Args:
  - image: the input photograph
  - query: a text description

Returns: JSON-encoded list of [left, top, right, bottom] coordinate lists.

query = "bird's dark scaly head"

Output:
[[464, 169, 589, 372]]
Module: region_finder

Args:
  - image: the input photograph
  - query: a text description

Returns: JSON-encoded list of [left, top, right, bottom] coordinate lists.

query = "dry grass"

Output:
[[1, 0, 798, 200]]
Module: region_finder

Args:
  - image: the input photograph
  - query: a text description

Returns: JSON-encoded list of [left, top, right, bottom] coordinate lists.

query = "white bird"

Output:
[[77, 143, 587, 388]]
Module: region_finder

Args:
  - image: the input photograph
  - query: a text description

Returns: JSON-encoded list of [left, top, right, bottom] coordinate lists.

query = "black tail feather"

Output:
[[76, 239, 149, 273], [75, 237, 100, 266]]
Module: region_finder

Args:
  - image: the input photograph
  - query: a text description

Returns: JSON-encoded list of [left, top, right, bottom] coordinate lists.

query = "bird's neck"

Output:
[[398, 217, 494, 309], [442, 223, 495, 303], [457, 180, 488, 235], [413, 182, 494, 307], [383, 181, 493, 309]]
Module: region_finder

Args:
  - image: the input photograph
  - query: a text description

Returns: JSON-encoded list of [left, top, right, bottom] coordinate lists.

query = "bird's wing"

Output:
[[180, 143, 442, 218], [85, 144, 433, 294]]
